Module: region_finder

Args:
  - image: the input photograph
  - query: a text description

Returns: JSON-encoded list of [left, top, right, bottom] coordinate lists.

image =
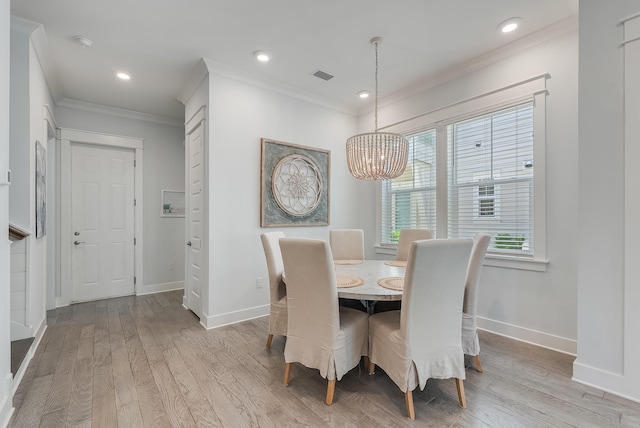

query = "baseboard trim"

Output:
[[0, 371, 14, 428], [572, 361, 640, 403], [200, 304, 269, 330], [136, 281, 184, 296], [12, 320, 47, 396], [477, 316, 577, 355]]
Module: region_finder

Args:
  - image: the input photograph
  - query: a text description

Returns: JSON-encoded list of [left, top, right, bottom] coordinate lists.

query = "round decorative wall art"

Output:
[[260, 138, 330, 227], [271, 154, 323, 216]]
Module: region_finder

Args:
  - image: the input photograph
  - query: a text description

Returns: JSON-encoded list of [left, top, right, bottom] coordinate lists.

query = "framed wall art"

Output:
[[161, 189, 185, 217], [35, 140, 46, 238], [260, 138, 330, 227]]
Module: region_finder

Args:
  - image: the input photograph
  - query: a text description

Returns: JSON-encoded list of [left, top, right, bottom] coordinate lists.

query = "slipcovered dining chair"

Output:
[[260, 231, 287, 349], [462, 233, 491, 372], [368, 238, 473, 419], [329, 229, 364, 262], [279, 238, 369, 405], [396, 229, 433, 261]]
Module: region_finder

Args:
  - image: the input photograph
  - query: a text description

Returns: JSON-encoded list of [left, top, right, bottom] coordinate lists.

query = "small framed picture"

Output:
[[161, 190, 185, 217]]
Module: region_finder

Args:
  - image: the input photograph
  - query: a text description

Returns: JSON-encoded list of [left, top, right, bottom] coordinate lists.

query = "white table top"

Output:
[[335, 259, 405, 301]]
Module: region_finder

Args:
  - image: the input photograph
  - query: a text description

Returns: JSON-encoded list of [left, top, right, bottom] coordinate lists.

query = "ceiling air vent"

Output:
[[312, 69, 334, 81]]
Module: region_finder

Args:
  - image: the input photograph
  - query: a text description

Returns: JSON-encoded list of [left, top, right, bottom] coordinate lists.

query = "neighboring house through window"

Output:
[[379, 75, 547, 264]]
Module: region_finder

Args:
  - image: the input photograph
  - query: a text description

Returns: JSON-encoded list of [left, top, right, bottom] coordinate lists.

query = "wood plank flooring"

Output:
[[9, 290, 640, 427]]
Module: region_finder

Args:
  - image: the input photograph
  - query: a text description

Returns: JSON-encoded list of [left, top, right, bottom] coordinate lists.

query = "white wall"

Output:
[[54, 106, 186, 294], [9, 25, 54, 342], [27, 37, 53, 338], [8, 31, 29, 231], [1, 0, 14, 425], [574, 0, 640, 402], [365, 29, 579, 353], [184, 63, 365, 327]]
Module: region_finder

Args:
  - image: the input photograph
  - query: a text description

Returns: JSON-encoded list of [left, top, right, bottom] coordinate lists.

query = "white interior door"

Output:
[[71, 143, 135, 302], [186, 119, 204, 319]]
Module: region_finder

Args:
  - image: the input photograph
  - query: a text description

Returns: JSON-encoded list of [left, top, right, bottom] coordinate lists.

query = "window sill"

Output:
[[374, 245, 548, 272], [483, 254, 548, 272]]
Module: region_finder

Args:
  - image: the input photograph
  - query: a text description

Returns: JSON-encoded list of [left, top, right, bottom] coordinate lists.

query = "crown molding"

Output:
[[11, 16, 64, 102], [359, 15, 579, 116], [177, 59, 209, 106], [57, 98, 185, 128], [178, 57, 356, 117]]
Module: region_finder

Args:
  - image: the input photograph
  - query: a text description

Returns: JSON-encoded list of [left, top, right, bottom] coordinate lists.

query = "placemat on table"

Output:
[[334, 259, 364, 265], [377, 277, 404, 291], [336, 275, 364, 288], [384, 260, 407, 267]]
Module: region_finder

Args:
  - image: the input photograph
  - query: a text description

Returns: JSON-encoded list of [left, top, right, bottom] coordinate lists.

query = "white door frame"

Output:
[[58, 128, 144, 307], [183, 106, 207, 319]]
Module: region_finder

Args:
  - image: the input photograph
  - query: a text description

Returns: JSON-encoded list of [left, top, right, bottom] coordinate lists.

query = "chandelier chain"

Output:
[[374, 40, 379, 132]]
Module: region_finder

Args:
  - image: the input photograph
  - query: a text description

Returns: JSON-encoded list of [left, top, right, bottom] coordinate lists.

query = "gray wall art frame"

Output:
[[260, 138, 330, 227], [35, 140, 46, 238]]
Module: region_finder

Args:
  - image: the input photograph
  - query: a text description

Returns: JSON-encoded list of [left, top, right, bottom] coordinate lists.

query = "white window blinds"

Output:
[[447, 102, 534, 254], [380, 129, 436, 245]]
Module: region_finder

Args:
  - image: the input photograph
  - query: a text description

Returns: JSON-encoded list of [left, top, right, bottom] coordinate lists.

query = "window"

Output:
[[380, 99, 543, 261], [380, 129, 436, 244], [448, 103, 534, 255]]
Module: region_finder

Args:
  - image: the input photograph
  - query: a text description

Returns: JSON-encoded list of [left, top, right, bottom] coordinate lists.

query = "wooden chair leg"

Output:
[[473, 354, 483, 373], [266, 334, 274, 349], [326, 379, 336, 405], [363, 356, 369, 370], [405, 390, 415, 420], [283, 362, 291, 386], [368, 361, 375, 375], [455, 378, 467, 408]]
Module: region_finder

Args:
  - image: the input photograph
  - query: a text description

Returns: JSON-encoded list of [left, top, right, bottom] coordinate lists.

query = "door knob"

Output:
[[74, 231, 80, 236], [74, 240, 85, 245], [187, 241, 192, 246]]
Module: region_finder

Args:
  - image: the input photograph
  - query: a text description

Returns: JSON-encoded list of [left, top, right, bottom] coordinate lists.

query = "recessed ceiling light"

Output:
[[254, 51, 270, 62], [498, 17, 522, 33], [73, 35, 93, 48], [358, 90, 370, 99], [116, 72, 131, 80]]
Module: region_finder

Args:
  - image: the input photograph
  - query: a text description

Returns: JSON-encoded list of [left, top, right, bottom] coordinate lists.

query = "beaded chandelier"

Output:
[[346, 37, 408, 180]]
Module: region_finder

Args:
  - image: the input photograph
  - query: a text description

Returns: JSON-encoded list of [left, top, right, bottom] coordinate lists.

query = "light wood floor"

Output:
[[9, 290, 640, 427]]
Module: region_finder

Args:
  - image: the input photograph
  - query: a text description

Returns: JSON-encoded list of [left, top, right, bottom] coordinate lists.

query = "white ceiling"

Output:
[[10, 0, 578, 123]]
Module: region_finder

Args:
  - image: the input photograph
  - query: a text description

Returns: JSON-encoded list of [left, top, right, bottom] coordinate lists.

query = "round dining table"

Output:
[[334, 259, 405, 313]]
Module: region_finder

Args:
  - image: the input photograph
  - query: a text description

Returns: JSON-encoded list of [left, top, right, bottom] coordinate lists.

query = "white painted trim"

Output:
[[10, 17, 63, 103], [619, 11, 640, 25], [380, 74, 549, 134], [12, 320, 46, 396], [477, 316, 577, 355], [177, 59, 208, 106], [10, 321, 31, 340], [622, 18, 640, 403], [57, 98, 184, 128], [136, 281, 184, 296], [58, 128, 144, 305], [0, 373, 14, 428], [58, 139, 71, 307], [360, 17, 576, 117], [44, 107, 58, 311], [201, 58, 356, 116], [482, 254, 548, 272], [572, 362, 640, 404], [58, 128, 144, 149], [200, 305, 269, 330], [185, 105, 206, 132]]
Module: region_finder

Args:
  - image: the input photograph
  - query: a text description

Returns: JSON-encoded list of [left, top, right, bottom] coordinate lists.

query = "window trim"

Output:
[[376, 75, 548, 268]]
